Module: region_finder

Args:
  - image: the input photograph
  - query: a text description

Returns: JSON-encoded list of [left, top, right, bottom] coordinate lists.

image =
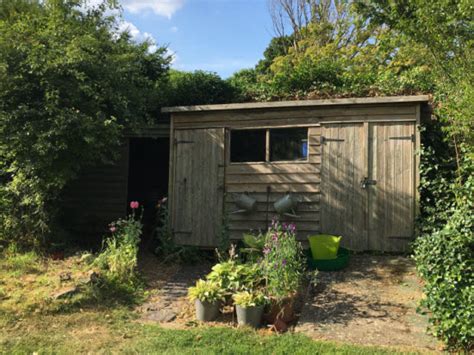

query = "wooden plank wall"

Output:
[[60, 142, 130, 242], [225, 126, 321, 241], [171, 103, 420, 247]]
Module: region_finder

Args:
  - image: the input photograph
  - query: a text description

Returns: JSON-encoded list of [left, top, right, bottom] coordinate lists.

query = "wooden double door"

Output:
[[321, 122, 417, 251]]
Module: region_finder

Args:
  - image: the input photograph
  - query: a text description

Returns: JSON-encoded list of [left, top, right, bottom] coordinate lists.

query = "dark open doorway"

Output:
[[127, 137, 169, 242]]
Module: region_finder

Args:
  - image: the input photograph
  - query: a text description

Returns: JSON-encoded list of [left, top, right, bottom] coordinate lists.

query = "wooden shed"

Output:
[[163, 95, 430, 252]]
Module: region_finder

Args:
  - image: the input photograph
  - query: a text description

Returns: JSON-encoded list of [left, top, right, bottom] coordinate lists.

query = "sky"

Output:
[[116, 0, 277, 78]]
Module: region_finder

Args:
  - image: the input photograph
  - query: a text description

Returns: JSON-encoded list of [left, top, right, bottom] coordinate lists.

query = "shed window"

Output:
[[230, 129, 266, 162], [270, 128, 308, 161]]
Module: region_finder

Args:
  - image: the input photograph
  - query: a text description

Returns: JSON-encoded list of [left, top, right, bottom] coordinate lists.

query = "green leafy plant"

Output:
[[206, 260, 262, 295], [188, 279, 225, 303], [414, 146, 474, 351], [240, 233, 266, 262], [262, 219, 305, 301], [232, 291, 267, 308], [154, 198, 202, 264], [94, 202, 143, 286]]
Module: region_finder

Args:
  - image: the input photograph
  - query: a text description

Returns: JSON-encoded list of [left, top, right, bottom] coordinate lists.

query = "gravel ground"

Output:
[[295, 255, 441, 352]]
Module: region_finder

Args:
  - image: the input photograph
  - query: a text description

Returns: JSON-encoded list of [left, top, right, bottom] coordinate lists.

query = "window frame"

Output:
[[228, 126, 310, 165]]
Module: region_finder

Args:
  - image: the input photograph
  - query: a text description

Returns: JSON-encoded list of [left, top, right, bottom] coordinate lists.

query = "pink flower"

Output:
[[109, 226, 116, 233], [263, 247, 270, 255], [130, 201, 139, 209]]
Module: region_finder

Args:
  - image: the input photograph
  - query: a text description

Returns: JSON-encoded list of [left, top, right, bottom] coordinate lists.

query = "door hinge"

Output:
[[321, 136, 345, 144], [389, 134, 415, 142]]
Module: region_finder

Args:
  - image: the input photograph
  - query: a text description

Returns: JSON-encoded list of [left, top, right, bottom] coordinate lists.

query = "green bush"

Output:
[[414, 147, 474, 351], [0, 0, 170, 248]]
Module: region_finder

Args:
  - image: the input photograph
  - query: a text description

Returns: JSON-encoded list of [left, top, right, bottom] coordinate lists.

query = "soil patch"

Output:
[[295, 255, 440, 352]]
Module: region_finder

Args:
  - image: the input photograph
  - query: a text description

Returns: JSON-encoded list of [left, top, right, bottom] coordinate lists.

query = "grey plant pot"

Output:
[[235, 305, 264, 328], [195, 299, 220, 322]]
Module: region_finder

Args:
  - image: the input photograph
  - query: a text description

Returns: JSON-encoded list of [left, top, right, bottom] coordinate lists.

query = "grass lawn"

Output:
[[0, 251, 414, 354]]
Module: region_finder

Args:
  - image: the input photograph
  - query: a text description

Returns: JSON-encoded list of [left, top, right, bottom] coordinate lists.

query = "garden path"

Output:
[[295, 255, 440, 352], [137, 254, 213, 324]]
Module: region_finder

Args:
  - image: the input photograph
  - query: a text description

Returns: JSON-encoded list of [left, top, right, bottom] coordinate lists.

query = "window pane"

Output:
[[270, 128, 308, 161], [230, 129, 266, 162]]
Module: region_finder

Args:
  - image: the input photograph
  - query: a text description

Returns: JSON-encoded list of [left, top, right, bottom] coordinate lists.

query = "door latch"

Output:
[[361, 177, 377, 189]]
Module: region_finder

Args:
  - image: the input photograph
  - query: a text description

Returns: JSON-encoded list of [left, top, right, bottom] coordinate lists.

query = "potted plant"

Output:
[[188, 279, 225, 322], [233, 290, 267, 328], [261, 219, 307, 324]]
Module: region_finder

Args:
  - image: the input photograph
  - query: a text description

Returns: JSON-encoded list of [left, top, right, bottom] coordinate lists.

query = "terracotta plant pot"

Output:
[[264, 296, 296, 324], [235, 305, 264, 328], [194, 299, 220, 322]]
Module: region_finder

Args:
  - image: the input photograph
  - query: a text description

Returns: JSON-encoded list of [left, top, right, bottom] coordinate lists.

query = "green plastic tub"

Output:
[[308, 234, 341, 260], [306, 247, 350, 271]]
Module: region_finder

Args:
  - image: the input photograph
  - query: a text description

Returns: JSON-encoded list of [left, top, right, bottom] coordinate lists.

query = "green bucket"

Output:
[[308, 234, 341, 260], [306, 247, 350, 271]]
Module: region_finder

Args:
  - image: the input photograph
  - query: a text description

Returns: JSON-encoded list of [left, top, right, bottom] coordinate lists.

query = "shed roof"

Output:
[[161, 95, 430, 113]]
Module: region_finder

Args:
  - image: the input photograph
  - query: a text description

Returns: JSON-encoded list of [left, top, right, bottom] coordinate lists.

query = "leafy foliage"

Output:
[[232, 291, 267, 307], [161, 70, 237, 107], [94, 206, 143, 287], [0, 0, 170, 248], [206, 260, 262, 295], [262, 219, 305, 301], [187, 279, 226, 303]]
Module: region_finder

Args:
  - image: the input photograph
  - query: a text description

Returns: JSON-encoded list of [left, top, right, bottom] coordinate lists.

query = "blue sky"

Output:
[[117, 0, 276, 78]]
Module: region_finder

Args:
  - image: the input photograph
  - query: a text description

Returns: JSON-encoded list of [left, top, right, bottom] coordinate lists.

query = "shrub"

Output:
[[94, 201, 143, 286], [414, 148, 474, 351], [262, 219, 305, 301]]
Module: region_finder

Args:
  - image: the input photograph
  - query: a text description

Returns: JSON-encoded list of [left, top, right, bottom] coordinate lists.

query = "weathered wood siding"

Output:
[[171, 128, 225, 247], [60, 142, 130, 241], [368, 122, 416, 252], [321, 123, 368, 250], [169, 102, 422, 251]]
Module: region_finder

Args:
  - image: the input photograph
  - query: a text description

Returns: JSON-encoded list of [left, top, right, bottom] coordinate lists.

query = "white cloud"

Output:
[[118, 20, 159, 53], [166, 48, 178, 64], [121, 0, 185, 18], [170, 26, 179, 33]]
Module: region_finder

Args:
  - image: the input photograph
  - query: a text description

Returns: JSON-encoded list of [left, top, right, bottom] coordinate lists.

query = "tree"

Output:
[[0, 0, 170, 247], [162, 70, 237, 107]]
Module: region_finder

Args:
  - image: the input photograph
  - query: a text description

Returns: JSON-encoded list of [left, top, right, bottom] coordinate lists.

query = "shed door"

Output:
[[321, 123, 368, 250], [172, 128, 225, 247], [368, 122, 416, 251]]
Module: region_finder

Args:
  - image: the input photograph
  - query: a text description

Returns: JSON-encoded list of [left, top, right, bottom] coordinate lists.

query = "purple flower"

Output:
[[289, 223, 296, 233], [109, 226, 116, 233], [272, 233, 278, 241], [282, 222, 288, 230], [263, 247, 270, 255], [282, 259, 287, 266]]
